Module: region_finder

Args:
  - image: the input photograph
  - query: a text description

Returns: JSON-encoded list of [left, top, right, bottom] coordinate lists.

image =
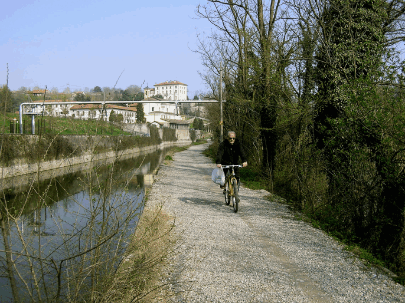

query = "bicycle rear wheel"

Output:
[[232, 179, 239, 213]]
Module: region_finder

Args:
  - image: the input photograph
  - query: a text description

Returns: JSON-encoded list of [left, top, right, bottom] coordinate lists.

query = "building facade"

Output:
[[28, 101, 137, 123], [69, 104, 137, 123], [143, 80, 188, 101], [144, 87, 155, 99], [141, 98, 181, 124]]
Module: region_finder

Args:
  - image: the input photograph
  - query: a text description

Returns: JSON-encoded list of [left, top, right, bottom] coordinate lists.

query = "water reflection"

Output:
[[0, 148, 168, 302]]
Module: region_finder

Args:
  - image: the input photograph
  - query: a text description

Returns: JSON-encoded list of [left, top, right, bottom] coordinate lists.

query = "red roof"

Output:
[[33, 99, 64, 103], [106, 104, 137, 112], [70, 104, 101, 110], [30, 89, 50, 94], [155, 80, 187, 86], [70, 104, 136, 111]]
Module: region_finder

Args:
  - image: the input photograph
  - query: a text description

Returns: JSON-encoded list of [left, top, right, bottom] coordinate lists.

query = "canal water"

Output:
[[0, 148, 169, 302]]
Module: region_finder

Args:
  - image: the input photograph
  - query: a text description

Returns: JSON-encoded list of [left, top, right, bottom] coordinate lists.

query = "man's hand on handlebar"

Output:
[[217, 163, 247, 168]]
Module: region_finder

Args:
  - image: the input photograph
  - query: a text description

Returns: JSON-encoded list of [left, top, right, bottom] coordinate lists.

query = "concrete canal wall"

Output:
[[0, 135, 191, 179]]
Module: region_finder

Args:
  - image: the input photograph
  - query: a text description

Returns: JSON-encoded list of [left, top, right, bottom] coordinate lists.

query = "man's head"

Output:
[[227, 131, 236, 145]]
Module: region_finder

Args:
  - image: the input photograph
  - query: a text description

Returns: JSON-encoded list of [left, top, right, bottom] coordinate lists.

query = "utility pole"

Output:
[[220, 62, 223, 142]]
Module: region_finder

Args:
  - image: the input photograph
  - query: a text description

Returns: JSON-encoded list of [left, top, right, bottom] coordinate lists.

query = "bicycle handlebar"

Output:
[[221, 165, 243, 168]]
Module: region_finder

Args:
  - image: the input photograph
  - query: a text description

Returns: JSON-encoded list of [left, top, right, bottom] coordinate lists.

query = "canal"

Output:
[[0, 148, 169, 302]]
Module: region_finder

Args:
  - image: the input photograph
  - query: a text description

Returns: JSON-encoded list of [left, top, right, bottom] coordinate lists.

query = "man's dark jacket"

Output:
[[216, 138, 247, 165]]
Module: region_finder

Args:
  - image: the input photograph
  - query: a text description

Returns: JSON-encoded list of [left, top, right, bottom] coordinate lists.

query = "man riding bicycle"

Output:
[[216, 131, 248, 190]]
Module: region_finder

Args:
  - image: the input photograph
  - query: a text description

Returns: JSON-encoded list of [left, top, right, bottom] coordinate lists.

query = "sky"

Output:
[[1, 0, 213, 97]]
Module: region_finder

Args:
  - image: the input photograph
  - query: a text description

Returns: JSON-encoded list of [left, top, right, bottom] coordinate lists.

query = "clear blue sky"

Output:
[[1, 0, 212, 97]]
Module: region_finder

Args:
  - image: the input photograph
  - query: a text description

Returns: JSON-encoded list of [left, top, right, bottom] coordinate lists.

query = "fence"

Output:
[[9, 119, 41, 134]]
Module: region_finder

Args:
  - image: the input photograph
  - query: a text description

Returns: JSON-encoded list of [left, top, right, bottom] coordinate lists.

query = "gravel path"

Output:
[[146, 143, 405, 302]]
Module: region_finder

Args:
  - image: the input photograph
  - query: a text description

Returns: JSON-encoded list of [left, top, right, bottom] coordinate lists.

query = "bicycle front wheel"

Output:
[[232, 179, 239, 213], [225, 182, 230, 205]]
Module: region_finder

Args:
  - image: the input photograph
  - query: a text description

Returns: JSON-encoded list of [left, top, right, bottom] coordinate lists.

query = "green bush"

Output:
[[190, 129, 196, 142], [162, 128, 177, 142]]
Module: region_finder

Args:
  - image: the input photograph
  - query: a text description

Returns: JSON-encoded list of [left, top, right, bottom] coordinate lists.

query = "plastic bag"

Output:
[[212, 167, 225, 185]]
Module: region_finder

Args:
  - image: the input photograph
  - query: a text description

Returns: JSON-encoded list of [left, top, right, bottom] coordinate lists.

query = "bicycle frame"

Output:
[[222, 165, 239, 194], [221, 165, 242, 212]]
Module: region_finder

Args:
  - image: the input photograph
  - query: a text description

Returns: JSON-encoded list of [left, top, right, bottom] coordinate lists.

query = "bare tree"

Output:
[[196, 0, 294, 175]]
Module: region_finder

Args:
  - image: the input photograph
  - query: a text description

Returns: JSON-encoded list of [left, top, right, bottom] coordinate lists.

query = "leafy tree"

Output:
[[50, 87, 59, 94], [109, 110, 124, 123], [109, 110, 117, 122], [136, 103, 146, 123], [93, 86, 102, 93], [61, 107, 69, 117], [134, 92, 144, 101], [18, 86, 28, 93], [0, 85, 19, 113], [116, 113, 124, 123], [190, 129, 197, 142], [199, 119, 205, 130], [120, 89, 133, 101], [126, 85, 142, 95], [314, 0, 386, 149], [154, 94, 164, 99], [308, 0, 405, 269], [74, 93, 91, 102], [194, 118, 205, 130]]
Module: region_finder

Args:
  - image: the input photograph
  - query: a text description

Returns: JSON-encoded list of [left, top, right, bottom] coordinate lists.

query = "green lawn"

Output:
[[0, 113, 131, 135]]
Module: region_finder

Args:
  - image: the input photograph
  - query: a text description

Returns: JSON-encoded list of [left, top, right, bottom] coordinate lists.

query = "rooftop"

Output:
[[70, 104, 137, 111], [155, 80, 187, 87], [30, 89, 50, 94], [165, 119, 192, 125]]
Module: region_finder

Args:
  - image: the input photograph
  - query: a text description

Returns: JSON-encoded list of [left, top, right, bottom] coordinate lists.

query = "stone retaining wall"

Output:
[[0, 137, 191, 179]]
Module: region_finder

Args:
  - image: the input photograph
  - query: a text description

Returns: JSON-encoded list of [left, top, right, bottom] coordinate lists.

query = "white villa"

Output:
[[144, 80, 188, 101]]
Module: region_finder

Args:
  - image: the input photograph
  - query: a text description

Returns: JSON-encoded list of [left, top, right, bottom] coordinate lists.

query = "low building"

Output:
[[142, 97, 181, 124], [69, 104, 137, 122], [31, 100, 71, 116], [166, 119, 192, 140], [29, 89, 50, 97]]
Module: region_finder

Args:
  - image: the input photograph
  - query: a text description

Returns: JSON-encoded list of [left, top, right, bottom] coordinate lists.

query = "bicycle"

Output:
[[221, 165, 242, 213]]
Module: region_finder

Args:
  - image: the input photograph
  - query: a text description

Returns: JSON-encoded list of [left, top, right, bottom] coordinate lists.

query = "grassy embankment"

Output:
[[201, 142, 403, 285], [0, 114, 167, 168], [0, 113, 129, 135]]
